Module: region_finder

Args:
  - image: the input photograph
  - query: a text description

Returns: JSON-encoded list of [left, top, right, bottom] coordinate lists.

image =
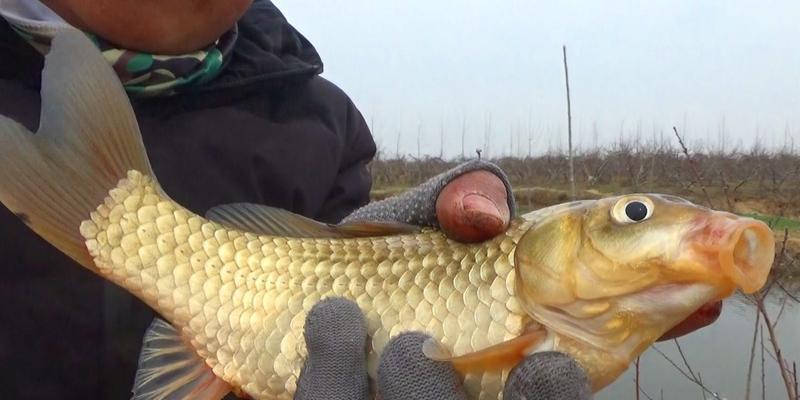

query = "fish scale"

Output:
[[80, 170, 533, 399]]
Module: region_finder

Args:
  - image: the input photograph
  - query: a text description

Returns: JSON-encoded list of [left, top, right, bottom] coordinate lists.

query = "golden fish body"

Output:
[[80, 170, 536, 399], [80, 172, 767, 398], [0, 31, 775, 400]]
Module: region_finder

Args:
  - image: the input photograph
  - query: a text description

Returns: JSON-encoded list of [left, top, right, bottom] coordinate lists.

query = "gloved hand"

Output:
[[342, 160, 515, 243], [294, 297, 593, 400]]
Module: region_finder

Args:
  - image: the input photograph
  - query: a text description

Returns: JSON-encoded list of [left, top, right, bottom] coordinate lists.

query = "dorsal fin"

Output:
[[132, 318, 231, 400], [335, 220, 423, 237], [205, 203, 421, 238]]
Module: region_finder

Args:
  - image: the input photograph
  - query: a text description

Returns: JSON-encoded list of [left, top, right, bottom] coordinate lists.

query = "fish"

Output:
[[0, 30, 775, 400]]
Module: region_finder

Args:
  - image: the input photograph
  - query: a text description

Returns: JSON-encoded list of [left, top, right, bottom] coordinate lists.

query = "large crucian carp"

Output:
[[0, 31, 774, 399]]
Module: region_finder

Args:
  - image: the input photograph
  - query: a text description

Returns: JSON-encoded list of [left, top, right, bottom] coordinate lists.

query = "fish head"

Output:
[[514, 194, 774, 387]]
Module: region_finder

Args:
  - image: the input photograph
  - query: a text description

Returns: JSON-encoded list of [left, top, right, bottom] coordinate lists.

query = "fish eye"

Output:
[[612, 197, 654, 224], [625, 201, 649, 221]]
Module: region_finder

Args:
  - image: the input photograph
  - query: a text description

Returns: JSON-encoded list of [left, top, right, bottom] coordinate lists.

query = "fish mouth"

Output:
[[690, 212, 775, 294], [658, 214, 774, 340]]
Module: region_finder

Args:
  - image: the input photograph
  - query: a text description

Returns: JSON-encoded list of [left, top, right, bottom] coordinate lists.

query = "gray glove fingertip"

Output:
[[295, 297, 369, 400], [503, 351, 592, 400], [378, 332, 467, 400]]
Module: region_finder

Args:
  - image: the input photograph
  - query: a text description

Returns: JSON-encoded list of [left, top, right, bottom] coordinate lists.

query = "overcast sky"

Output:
[[275, 1, 800, 158]]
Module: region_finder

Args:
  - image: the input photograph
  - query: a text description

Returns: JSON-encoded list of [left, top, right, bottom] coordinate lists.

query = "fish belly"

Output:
[[80, 170, 531, 399]]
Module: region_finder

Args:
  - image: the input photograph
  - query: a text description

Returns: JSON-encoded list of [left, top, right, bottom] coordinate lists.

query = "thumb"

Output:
[[436, 170, 511, 243]]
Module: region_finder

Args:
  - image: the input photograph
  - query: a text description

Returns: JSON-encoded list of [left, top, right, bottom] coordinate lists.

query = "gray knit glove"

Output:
[[294, 298, 370, 400], [342, 160, 516, 227], [294, 298, 593, 400]]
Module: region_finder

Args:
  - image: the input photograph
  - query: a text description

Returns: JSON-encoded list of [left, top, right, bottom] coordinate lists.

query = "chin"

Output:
[[64, 0, 254, 54]]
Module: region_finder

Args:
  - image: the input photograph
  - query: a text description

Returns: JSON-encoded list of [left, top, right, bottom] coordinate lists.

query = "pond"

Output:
[[597, 293, 800, 400]]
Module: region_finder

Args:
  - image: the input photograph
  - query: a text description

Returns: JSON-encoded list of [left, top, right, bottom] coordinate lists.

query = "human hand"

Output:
[[294, 298, 593, 400], [436, 170, 511, 243]]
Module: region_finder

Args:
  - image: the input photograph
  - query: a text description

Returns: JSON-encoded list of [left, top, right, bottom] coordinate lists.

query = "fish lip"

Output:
[[689, 213, 775, 294], [656, 299, 722, 341]]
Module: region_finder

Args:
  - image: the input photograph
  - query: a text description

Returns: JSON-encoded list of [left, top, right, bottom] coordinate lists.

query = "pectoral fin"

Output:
[[422, 329, 547, 374], [132, 318, 231, 400]]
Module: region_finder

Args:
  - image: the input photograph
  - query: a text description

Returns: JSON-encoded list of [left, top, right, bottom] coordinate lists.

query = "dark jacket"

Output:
[[0, 1, 376, 398]]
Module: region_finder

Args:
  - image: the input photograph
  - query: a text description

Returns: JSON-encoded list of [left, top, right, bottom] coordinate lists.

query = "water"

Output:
[[597, 294, 800, 400]]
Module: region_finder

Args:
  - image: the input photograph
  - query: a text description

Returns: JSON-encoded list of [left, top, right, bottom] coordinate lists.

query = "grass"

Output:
[[742, 213, 800, 231]]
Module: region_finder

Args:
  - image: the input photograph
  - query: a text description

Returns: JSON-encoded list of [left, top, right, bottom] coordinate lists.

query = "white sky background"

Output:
[[275, 1, 800, 158]]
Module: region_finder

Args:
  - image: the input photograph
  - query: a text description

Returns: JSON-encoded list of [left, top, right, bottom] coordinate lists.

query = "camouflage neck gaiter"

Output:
[[10, 24, 238, 97]]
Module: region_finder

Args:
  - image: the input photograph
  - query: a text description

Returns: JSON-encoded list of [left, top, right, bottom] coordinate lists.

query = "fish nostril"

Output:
[[734, 229, 755, 267], [726, 222, 774, 293]]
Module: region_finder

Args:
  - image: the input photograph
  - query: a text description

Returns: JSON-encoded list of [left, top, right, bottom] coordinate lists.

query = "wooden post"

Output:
[[563, 45, 576, 200]]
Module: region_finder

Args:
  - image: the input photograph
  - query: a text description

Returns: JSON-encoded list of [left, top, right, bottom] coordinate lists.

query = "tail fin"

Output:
[[0, 30, 156, 269]]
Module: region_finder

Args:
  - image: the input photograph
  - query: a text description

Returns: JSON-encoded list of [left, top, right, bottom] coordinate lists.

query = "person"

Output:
[[0, 1, 593, 399], [1, 1, 713, 399]]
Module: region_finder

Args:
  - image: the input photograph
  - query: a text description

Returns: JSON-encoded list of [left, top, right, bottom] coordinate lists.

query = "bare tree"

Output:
[[461, 114, 467, 159], [395, 130, 401, 159], [484, 112, 493, 159], [416, 121, 422, 159], [439, 120, 444, 159]]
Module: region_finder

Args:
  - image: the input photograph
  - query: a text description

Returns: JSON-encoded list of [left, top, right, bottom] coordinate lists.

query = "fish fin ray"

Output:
[[132, 318, 231, 400], [206, 202, 421, 238], [206, 203, 342, 237], [0, 29, 156, 269], [423, 329, 547, 374], [335, 220, 422, 237]]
